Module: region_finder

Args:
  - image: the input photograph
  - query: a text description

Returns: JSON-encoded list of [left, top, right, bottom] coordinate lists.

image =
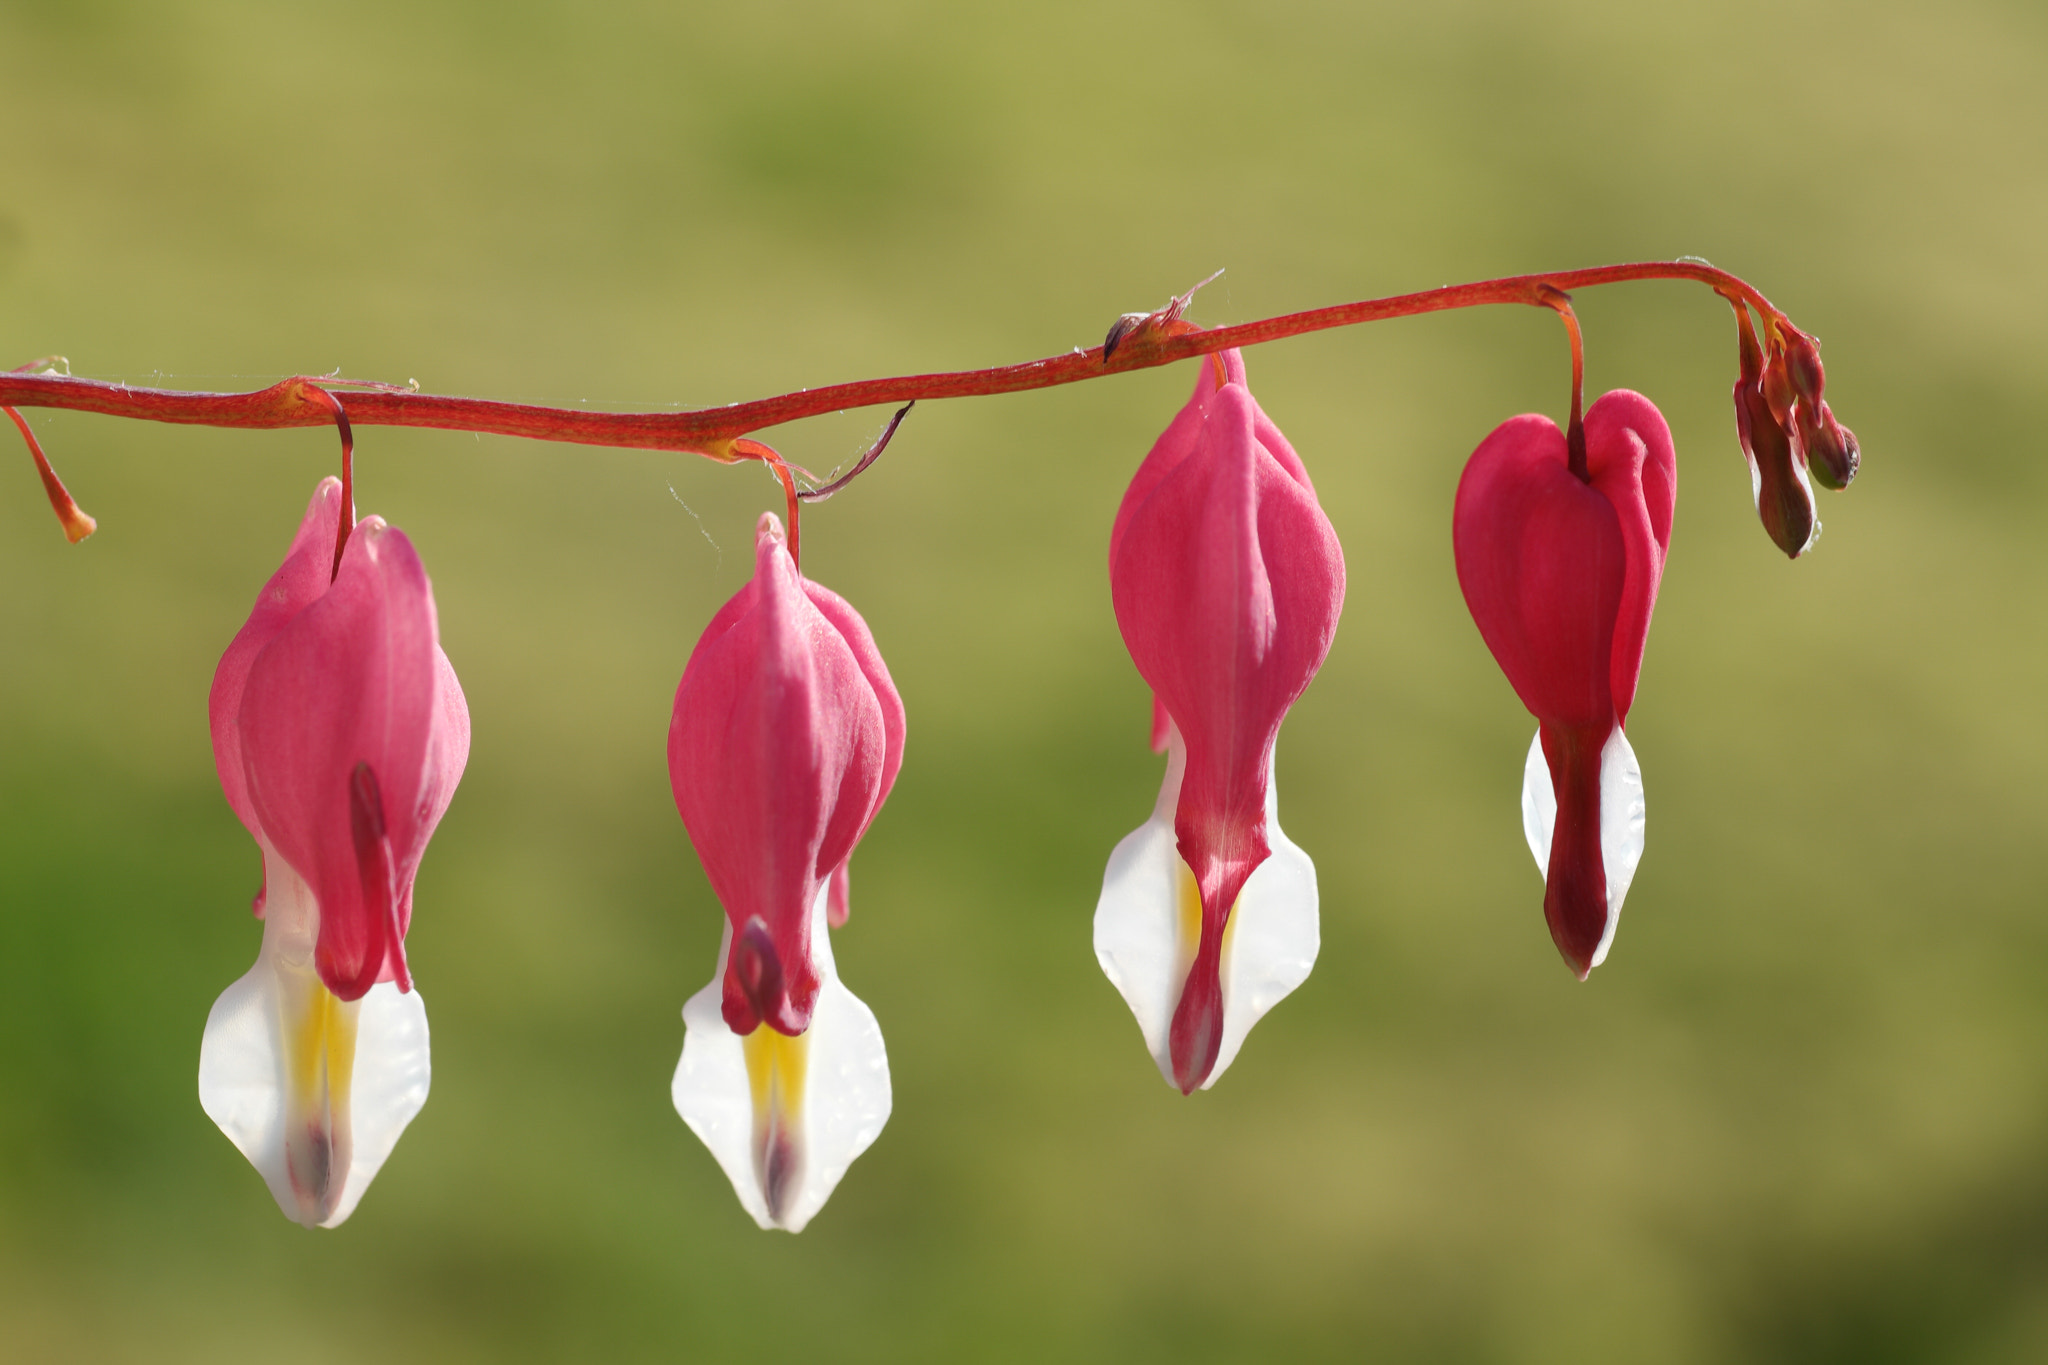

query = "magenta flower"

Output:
[[198, 476, 469, 1227], [1095, 349, 1345, 1094], [668, 512, 902, 1231], [1452, 391, 1675, 977]]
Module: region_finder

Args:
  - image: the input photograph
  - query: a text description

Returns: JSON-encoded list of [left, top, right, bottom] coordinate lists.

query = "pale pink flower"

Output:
[[668, 512, 902, 1230], [200, 477, 468, 1226], [1096, 350, 1345, 1093]]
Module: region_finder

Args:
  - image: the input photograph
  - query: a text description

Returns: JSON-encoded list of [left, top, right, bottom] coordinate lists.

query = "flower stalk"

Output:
[[0, 261, 1816, 462], [0, 260, 1852, 560]]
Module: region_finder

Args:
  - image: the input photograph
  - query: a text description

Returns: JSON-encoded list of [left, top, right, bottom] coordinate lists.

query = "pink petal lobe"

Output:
[[1110, 354, 1343, 1090], [1109, 374, 1208, 572], [209, 478, 347, 866], [238, 519, 462, 1001], [1453, 415, 1625, 731], [669, 515, 892, 1038], [1539, 720, 1612, 978], [804, 579, 906, 836], [1583, 391, 1675, 723]]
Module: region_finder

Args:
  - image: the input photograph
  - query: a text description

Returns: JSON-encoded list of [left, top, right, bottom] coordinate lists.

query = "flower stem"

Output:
[[298, 386, 356, 580], [4, 404, 96, 542], [0, 260, 1794, 472], [1535, 286, 1588, 480], [733, 439, 803, 569]]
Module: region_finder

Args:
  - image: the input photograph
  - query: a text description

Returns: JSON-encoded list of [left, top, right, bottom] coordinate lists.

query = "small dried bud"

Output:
[[1103, 312, 1152, 360], [1102, 271, 1223, 362]]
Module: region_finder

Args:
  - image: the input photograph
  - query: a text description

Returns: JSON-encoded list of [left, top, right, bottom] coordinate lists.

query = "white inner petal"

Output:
[[1093, 730, 1319, 1089], [1792, 452, 1821, 555], [331, 977, 431, 1227], [198, 850, 430, 1228], [1092, 738, 1188, 1077], [672, 884, 891, 1233], [1207, 760, 1318, 1088], [1519, 724, 1647, 970]]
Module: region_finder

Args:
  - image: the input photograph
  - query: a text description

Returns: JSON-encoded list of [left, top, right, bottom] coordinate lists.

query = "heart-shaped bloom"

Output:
[[199, 477, 469, 1227], [1096, 349, 1345, 1094], [668, 512, 902, 1231], [1452, 391, 1675, 977]]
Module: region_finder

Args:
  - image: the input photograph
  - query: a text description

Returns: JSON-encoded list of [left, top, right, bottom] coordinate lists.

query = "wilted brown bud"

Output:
[[1102, 312, 1151, 360], [1803, 402, 1860, 490], [1731, 308, 1816, 557], [1736, 374, 1818, 558]]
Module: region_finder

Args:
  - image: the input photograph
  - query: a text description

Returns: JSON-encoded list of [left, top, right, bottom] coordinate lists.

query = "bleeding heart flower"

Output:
[[1096, 349, 1345, 1094], [1452, 390, 1675, 977], [668, 512, 902, 1231], [199, 476, 469, 1227]]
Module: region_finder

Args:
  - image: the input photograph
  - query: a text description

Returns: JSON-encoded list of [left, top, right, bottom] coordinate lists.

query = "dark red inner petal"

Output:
[[1540, 723, 1612, 979], [342, 761, 407, 995]]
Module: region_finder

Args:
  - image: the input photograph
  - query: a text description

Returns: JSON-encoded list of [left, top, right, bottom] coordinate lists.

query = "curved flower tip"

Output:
[[673, 885, 891, 1232], [1095, 722, 1317, 1091], [1101, 350, 1342, 1092], [667, 511, 903, 1226], [208, 477, 349, 914], [1452, 391, 1674, 976], [201, 479, 467, 1224]]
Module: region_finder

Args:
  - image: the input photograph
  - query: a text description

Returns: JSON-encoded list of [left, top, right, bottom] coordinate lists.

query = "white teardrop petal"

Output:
[[1590, 724, 1646, 969], [673, 885, 891, 1233], [671, 923, 763, 1223], [1203, 754, 1318, 1089], [1092, 736, 1189, 1084], [198, 945, 297, 1217], [199, 851, 430, 1228], [320, 981, 430, 1228], [1517, 723, 1647, 970], [788, 930, 891, 1231], [1521, 727, 1555, 875]]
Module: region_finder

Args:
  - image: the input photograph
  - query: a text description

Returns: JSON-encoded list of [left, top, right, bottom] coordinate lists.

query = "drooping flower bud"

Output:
[[667, 512, 901, 1231], [1095, 349, 1344, 1094], [1781, 329, 1860, 491], [1800, 400, 1860, 492], [1453, 392, 1674, 977], [200, 477, 468, 1227], [1733, 308, 1819, 559]]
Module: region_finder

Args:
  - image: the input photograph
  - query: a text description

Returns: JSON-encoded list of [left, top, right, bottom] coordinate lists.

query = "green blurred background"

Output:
[[3, 1, 2045, 1360]]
